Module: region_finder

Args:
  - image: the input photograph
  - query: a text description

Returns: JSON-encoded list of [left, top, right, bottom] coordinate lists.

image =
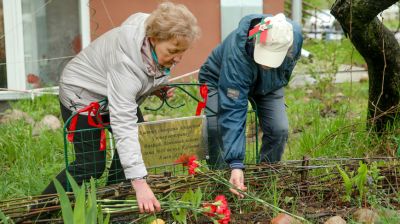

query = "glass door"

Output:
[[21, 0, 80, 89]]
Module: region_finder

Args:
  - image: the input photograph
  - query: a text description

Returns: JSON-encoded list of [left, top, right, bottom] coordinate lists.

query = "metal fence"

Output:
[[63, 83, 260, 190]]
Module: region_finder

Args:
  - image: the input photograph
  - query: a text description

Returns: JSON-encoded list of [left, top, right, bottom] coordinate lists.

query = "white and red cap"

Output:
[[248, 13, 293, 68]]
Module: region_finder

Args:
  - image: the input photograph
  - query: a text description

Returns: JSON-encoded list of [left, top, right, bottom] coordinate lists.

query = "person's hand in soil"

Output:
[[131, 179, 161, 213], [229, 168, 247, 198]]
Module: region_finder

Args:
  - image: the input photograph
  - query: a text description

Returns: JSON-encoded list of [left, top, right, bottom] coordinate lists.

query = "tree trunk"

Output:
[[331, 0, 400, 133]]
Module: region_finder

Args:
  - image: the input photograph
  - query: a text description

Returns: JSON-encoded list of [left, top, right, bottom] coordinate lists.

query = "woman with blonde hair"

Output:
[[43, 2, 200, 213]]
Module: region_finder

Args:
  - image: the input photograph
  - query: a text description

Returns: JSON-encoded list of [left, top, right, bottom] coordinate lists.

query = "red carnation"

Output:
[[218, 208, 231, 224], [203, 195, 231, 223], [187, 156, 199, 175], [174, 154, 190, 164], [176, 155, 199, 175], [202, 203, 217, 217]]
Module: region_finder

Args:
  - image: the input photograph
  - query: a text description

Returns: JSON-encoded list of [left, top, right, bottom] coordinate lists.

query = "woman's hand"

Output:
[[152, 86, 175, 100], [229, 169, 247, 198], [131, 179, 161, 213]]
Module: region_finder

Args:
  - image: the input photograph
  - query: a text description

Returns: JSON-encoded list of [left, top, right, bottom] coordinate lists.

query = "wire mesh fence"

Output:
[[62, 83, 260, 190]]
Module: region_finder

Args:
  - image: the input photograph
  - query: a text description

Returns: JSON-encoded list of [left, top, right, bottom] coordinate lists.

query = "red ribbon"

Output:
[[67, 102, 110, 151], [248, 20, 271, 44], [195, 84, 208, 116]]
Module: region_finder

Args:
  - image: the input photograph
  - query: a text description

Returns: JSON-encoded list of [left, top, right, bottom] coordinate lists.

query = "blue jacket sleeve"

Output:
[[218, 50, 255, 169], [199, 45, 223, 86]]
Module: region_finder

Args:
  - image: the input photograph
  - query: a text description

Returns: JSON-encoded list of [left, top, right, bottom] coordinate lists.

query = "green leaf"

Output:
[[85, 196, 94, 224], [0, 209, 11, 224], [54, 179, 74, 224], [172, 208, 187, 224], [103, 213, 110, 224], [96, 193, 110, 224], [336, 164, 353, 202], [97, 205, 103, 224], [181, 189, 193, 202], [179, 209, 188, 224], [171, 210, 181, 223], [89, 178, 98, 224], [191, 188, 203, 221], [66, 171, 81, 200], [73, 185, 86, 224], [193, 188, 203, 208], [172, 189, 193, 223], [171, 210, 178, 220], [353, 161, 368, 202]]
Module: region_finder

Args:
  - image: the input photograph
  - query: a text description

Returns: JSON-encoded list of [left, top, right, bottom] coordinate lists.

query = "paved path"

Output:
[[289, 65, 368, 88]]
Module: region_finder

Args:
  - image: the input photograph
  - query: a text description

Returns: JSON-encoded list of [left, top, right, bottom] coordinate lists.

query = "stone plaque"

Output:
[[138, 115, 207, 167]]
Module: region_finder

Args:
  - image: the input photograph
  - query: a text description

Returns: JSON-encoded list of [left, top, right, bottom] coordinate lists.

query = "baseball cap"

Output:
[[248, 13, 293, 68]]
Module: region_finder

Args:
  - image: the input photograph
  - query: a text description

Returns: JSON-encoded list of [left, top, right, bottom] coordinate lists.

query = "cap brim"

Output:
[[254, 46, 288, 68]]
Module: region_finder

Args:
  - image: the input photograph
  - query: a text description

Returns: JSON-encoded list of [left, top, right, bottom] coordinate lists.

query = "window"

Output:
[[0, 0, 90, 99]]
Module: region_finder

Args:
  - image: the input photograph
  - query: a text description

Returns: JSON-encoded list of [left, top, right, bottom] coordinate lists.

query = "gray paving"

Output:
[[289, 65, 368, 88]]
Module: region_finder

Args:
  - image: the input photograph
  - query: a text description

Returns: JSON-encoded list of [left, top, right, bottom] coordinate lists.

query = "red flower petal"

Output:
[[202, 203, 217, 217], [187, 156, 199, 175], [175, 154, 190, 165], [214, 195, 230, 223], [218, 209, 231, 224], [215, 195, 227, 204]]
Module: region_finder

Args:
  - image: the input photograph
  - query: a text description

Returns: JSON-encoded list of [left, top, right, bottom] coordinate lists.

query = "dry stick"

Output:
[[372, 12, 388, 126], [168, 70, 199, 82]]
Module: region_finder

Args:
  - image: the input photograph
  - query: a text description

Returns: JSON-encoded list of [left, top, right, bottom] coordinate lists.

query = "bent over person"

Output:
[[43, 2, 200, 213], [199, 13, 302, 197]]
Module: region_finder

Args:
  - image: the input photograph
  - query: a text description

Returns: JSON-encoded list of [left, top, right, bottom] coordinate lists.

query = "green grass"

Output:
[[285, 81, 373, 159], [0, 95, 64, 200], [303, 38, 366, 67]]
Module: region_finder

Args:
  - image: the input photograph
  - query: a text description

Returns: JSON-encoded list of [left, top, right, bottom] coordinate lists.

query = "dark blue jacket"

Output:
[[199, 14, 303, 169]]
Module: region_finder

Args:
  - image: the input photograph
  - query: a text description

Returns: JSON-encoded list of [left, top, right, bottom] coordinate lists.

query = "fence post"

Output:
[[292, 0, 302, 25]]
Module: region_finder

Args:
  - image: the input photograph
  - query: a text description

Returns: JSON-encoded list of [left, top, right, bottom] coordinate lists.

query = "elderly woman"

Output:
[[43, 2, 200, 213]]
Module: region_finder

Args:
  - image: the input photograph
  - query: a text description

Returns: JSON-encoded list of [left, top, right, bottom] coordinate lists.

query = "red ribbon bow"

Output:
[[248, 20, 271, 44], [67, 102, 110, 151], [195, 84, 208, 116]]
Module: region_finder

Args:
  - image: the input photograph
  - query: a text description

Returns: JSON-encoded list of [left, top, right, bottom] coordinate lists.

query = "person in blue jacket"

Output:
[[199, 13, 303, 197]]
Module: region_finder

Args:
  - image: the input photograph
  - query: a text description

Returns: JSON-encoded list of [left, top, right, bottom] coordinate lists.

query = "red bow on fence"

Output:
[[195, 84, 208, 116], [67, 102, 109, 151]]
